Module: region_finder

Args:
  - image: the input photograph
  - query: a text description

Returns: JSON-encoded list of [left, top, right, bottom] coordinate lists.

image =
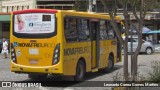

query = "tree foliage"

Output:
[[75, 0, 88, 11], [100, 0, 159, 81]]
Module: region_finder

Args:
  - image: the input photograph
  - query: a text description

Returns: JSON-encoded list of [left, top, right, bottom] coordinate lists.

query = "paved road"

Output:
[[0, 53, 160, 90]]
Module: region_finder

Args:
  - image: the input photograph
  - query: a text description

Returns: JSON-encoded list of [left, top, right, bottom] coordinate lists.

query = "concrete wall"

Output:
[[2, 0, 35, 12]]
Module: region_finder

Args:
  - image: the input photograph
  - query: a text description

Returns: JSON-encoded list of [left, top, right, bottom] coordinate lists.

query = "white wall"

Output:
[[2, 0, 34, 6], [2, 0, 35, 12]]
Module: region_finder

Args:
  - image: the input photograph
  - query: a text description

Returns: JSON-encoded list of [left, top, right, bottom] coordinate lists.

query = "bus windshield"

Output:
[[14, 13, 55, 34]]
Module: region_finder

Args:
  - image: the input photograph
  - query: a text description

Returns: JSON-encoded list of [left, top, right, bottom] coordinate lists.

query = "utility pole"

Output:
[[88, 0, 92, 12], [92, 0, 96, 12], [0, 0, 2, 12], [131, 27, 134, 79], [88, 0, 96, 12]]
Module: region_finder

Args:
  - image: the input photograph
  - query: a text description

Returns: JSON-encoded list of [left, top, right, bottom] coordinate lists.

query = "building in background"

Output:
[[1, 0, 35, 12], [0, 12, 10, 39], [0, 0, 35, 39], [0, 0, 160, 43], [0, 0, 2, 12]]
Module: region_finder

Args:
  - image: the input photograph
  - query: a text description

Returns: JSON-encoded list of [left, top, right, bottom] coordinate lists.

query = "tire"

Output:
[[28, 73, 47, 80], [74, 60, 85, 81], [103, 55, 114, 73], [145, 47, 152, 55]]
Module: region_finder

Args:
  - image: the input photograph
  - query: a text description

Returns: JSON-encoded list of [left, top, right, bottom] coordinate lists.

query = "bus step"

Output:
[[91, 68, 98, 72]]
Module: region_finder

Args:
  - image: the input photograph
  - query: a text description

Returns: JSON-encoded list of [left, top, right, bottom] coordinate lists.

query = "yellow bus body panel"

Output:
[[10, 10, 121, 76], [63, 42, 91, 75], [10, 12, 63, 74]]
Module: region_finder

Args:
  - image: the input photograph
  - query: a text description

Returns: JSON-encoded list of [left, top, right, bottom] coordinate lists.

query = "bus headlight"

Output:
[[52, 44, 60, 65], [11, 43, 17, 63]]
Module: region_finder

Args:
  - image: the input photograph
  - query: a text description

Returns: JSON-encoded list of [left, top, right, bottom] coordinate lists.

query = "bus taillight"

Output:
[[52, 44, 60, 65], [11, 43, 17, 63]]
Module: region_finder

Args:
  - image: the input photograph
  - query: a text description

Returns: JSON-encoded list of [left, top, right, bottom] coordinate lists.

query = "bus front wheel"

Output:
[[74, 60, 85, 81]]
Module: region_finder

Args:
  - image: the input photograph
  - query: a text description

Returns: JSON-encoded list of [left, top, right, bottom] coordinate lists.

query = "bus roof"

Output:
[[12, 9, 122, 21], [13, 9, 58, 14], [60, 10, 122, 21]]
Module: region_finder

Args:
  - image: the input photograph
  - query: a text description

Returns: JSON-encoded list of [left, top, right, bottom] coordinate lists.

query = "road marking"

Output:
[[64, 88, 74, 90], [12, 88, 23, 90], [38, 87, 49, 90]]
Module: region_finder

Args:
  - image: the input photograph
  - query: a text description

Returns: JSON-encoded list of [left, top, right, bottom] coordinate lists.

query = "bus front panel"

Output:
[[10, 10, 63, 74]]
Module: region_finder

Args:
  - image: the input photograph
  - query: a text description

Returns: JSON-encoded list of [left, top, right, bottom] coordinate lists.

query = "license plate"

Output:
[[29, 60, 38, 64], [29, 48, 39, 55]]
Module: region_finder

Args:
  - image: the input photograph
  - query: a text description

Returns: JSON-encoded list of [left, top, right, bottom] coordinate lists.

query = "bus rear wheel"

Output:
[[28, 73, 47, 80], [103, 55, 114, 73], [74, 60, 85, 81]]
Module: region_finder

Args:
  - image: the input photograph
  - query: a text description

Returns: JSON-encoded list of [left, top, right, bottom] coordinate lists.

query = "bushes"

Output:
[[148, 61, 160, 82]]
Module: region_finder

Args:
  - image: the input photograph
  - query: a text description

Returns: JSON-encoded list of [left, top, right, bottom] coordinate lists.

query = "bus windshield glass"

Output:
[[14, 13, 55, 34]]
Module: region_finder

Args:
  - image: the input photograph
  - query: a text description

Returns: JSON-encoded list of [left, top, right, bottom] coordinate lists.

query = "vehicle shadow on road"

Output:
[[16, 65, 122, 87], [84, 65, 123, 81]]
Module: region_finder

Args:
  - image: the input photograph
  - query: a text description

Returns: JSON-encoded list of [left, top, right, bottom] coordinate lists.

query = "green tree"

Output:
[[75, 0, 88, 11], [100, 0, 159, 82]]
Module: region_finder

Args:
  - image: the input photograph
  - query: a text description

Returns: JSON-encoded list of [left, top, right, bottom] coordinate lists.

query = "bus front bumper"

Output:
[[10, 61, 63, 74]]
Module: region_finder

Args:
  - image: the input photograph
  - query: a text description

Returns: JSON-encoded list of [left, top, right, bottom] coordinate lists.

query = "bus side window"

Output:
[[100, 20, 108, 40], [78, 19, 90, 41], [107, 21, 115, 39], [64, 18, 78, 42]]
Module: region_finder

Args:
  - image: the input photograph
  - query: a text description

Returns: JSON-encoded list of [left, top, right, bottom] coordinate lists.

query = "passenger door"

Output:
[[90, 19, 100, 69]]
